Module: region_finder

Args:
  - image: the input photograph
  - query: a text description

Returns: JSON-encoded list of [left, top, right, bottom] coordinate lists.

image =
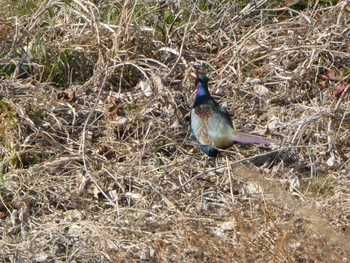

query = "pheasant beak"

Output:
[[191, 72, 197, 79]]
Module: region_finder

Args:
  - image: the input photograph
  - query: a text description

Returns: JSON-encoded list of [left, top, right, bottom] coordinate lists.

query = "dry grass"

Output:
[[1, 0, 350, 262]]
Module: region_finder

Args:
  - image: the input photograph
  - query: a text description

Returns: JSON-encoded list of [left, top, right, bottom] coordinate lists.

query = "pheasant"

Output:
[[190, 71, 277, 157]]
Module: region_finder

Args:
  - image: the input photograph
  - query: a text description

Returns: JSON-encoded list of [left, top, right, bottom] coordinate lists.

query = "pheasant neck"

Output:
[[193, 81, 214, 108], [196, 81, 210, 97]]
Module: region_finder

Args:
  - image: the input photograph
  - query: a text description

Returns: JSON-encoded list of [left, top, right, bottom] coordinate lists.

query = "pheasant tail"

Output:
[[233, 132, 278, 145]]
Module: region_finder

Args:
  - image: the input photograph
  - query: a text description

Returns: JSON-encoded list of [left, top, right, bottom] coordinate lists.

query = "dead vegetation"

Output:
[[1, 0, 350, 262]]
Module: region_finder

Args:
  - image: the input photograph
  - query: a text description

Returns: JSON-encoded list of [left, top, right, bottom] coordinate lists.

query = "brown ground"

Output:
[[1, 1, 350, 262]]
